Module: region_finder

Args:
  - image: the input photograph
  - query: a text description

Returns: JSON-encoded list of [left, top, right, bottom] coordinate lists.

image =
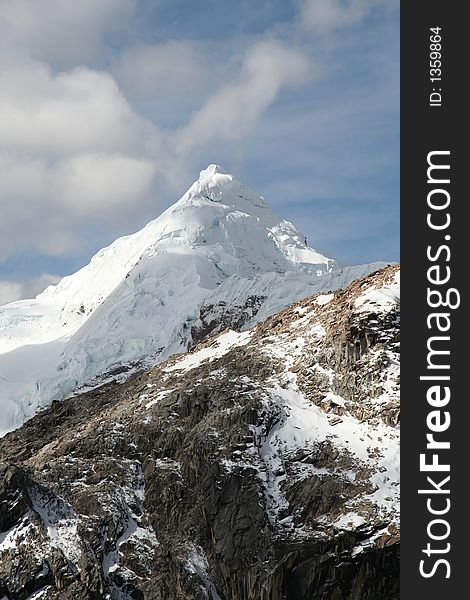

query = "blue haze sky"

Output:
[[0, 0, 399, 304]]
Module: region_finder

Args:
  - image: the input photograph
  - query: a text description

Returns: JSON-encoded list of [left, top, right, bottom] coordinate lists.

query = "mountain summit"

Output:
[[0, 166, 387, 436]]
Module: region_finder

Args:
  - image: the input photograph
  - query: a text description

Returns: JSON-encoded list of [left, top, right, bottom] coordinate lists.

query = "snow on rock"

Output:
[[144, 389, 172, 409], [355, 270, 400, 314], [24, 589, 51, 600], [0, 515, 35, 553], [29, 488, 82, 565], [254, 374, 399, 528], [323, 391, 346, 406], [102, 514, 159, 576], [186, 544, 223, 600], [314, 293, 334, 306], [0, 164, 390, 437], [165, 330, 252, 374]]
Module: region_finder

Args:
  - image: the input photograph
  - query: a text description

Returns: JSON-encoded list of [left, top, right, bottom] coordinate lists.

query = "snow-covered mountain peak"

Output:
[[177, 163, 269, 217], [0, 165, 390, 437], [198, 163, 229, 179], [0, 167, 330, 349]]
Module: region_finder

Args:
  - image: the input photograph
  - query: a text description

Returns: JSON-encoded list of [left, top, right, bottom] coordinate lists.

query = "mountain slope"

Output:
[[0, 265, 400, 600], [0, 165, 388, 436]]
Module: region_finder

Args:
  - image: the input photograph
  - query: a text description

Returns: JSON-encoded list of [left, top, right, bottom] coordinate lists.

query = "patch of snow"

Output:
[[166, 330, 252, 373], [333, 512, 367, 530], [102, 467, 158, 579], [351, 524, 397, 557], [103, 515, 158, 576], [186, 544, 223, 600], [219, 457, 256, 472], [312, 363, 336, 384], [310, 323, 326, 337], [355, 271, 400, 314], [254, 372, 399, 524], [0, 514, 34, 552], [324, 392, 346, 407], [30, 490, 82, 565], [25, 588, 51, 600], [262, 335, 305, 368], [145, 389, 172, 409], [315, 293, 334, 306]]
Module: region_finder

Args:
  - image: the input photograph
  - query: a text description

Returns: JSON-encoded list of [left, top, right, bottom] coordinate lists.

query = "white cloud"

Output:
[[115, 41, 212, 98], [55, 154, 157, 214], [0, 58, 156, 158], [300, 0, 386, 34], [175, 40, 313, 153], [0, 0, 136, 68], [1, 152, 156, 215], [0, 152, 157, 260], [0, 273, 61, 305], [0, 51, 161, 262], [0, 281, 23, 306]]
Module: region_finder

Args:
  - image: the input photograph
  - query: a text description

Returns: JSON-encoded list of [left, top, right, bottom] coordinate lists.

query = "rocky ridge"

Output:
[[0, 265, 400, 600]]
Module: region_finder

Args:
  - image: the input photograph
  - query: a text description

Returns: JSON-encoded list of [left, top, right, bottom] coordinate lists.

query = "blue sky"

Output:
[[0, 0, 399, 303]]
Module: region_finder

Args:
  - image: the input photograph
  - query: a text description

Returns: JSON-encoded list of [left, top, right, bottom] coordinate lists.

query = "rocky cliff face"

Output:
[[0, 266, 400, 600]]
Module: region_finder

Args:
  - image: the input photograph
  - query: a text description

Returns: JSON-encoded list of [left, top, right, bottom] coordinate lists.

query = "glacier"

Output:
[[0, 164, 389, 436]]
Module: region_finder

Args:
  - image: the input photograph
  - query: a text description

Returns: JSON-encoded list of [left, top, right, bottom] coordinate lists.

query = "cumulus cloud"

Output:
[[0, 58, 156, 158], [300, 0, 386, 34], [0, 53, 160, 262], [0, 0, 136, 68], [0, 273, 61, 306]]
